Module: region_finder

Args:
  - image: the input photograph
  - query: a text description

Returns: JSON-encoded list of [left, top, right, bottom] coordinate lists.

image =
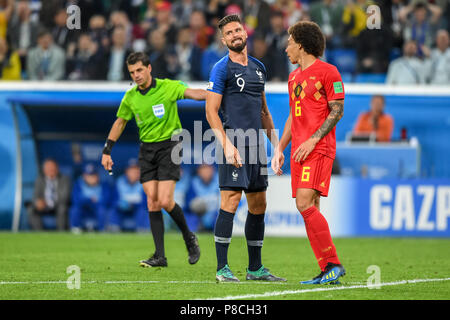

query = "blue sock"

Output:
[[214, 209, 234, 271], [245, 211, 265, 272]]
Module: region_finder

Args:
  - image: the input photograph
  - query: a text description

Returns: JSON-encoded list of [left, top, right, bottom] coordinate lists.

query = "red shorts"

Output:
[[291, 152, 334, 198]]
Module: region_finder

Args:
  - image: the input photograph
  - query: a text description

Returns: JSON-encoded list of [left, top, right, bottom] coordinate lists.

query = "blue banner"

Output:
[[234, 176, 450, 238]]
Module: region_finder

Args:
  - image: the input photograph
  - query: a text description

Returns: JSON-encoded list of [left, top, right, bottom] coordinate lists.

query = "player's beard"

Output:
[[227, 38, 247, 53]]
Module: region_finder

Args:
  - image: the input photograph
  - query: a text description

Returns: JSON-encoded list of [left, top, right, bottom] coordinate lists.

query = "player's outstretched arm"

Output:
[[184, 88, 207, 101], [292, 99, 344, 162], [101, 117, 128, 172]]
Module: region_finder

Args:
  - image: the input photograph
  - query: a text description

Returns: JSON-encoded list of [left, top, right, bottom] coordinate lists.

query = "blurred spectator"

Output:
[[353, 95, 394, 142], [189, 9, 214, 50], [309, 0, 344, 49], [28, 158, 71, 231], [185, 164, 219, 231], [332, 157, 341, 175], [138, 0, 157, 36], [400, 0, 442, 57], [146, 28, 177, 79], [0, 0, 14, 40], [146, 1, 178, 46], [201, 28, 227, 80], [250, 32, 272, 76], [174, 166, 191, 210], [51, 8, 77, 51], [66, 32, 106, 80], [240, 0, 272, 36], [7, 0, 39, 71], [264, 10, 289, 81], [424, 29, 450, 84], [106, 26, 132, 81], [108, 159, 148, 232], [440, 0, 450, 31], [108, 10, 133, 48], [69, 162, 112, 233], [386, 40, 425, 84], [204, 0, 228, 27], [174, 25, 203, 81], [0, 36, 21, 79], [271, 0, 304, 28], [356, 14, 392, 73], [251, 31, 288, 81], [341, 0, 371, 47], [106, 0, 140, 24], [70, 0, 106, 31], [27, 28, 65, 80], [88, 14, 110, 51], [379, 0, 408, 49], [38, 0, 63, 29], [172, 0, 205, 28]]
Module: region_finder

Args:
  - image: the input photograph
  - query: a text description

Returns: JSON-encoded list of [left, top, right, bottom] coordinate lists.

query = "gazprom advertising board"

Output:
[[233, 176, 450, 237]]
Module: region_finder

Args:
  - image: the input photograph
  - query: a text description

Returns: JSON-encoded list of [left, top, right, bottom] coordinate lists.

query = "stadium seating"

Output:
[[327, 49, 357, 74], [354, 73, 387, 83]]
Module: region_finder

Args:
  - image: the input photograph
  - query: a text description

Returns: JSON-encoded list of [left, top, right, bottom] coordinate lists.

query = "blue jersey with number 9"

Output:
[[207, 54, 266, 146]]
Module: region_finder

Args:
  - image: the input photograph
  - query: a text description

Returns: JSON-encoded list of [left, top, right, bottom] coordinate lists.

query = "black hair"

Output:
[[288, 21, 325, 58], [218, 14, 242, 31], [126, 51, 150, 66]]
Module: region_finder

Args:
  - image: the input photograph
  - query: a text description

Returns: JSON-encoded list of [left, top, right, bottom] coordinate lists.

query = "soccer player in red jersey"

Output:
[[272, 21, 346, 285]]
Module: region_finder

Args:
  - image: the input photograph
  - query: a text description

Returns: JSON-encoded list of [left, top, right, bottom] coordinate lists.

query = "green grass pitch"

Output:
[[0, 232, 449, 300]]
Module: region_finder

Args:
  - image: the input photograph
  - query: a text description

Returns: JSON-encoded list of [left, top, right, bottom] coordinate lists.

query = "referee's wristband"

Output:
[[102, 139, 116, 155]]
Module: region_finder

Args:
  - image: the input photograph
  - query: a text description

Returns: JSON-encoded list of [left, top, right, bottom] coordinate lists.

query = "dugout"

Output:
[[0, 82, 449, 233], [0, 82, 207, 230]]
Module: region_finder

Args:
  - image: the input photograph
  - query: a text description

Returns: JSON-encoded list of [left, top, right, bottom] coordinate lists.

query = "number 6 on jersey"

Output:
[[295, 100, 301, 117]]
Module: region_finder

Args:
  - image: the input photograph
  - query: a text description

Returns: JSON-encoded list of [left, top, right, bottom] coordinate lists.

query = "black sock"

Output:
[[245, 211, 265, 271], [214, 209, 234, 271], [167, 203, 192, 240], [149, 211, 165, 257]]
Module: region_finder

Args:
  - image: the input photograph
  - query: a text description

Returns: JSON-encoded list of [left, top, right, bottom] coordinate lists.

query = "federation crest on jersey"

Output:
[[294, 84, 302, 97], [232, 169, 239, 182], [256, 69, 264, 83], [152, 104, 165, 119]]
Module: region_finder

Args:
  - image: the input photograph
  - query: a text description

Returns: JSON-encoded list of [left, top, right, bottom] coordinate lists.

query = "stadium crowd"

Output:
[[0, 0, 448, 84]]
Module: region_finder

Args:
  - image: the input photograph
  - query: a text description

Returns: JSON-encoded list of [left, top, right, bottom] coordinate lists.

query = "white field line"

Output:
[[203, 277, 450, 300], [0, 280, 288, 286]]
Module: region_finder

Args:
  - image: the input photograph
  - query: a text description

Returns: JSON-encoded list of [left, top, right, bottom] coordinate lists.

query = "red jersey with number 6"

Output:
[[288, 59, 345, 159]]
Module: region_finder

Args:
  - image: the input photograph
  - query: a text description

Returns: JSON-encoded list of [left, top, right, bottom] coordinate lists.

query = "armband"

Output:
[[102, 139, 116, 155]]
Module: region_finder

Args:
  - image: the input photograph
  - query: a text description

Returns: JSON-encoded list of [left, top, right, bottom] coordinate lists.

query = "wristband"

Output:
[[102, 139, 115, 155]]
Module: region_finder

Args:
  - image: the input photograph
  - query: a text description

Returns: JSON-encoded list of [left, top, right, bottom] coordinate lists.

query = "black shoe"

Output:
[[185, 233, 200, 265], [139, 253, 168, 267]]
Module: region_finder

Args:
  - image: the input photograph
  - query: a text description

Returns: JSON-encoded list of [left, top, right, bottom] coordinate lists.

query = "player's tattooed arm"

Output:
[[292, 99, 344, 162], [310, 99, 344, 141]]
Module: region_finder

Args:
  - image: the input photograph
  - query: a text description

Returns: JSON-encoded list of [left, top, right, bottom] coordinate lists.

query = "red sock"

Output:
[[301, 205, 340, 270]]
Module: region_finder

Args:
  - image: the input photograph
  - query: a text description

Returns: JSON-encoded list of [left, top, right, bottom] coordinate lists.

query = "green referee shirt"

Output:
[[117, 78, 187, 143]]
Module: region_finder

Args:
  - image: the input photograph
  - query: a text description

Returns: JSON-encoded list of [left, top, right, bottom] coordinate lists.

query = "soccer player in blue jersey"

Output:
[[205, 14, 286, 282]]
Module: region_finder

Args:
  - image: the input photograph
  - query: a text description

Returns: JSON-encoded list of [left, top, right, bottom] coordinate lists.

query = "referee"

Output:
[[101, 52, 206, 267]]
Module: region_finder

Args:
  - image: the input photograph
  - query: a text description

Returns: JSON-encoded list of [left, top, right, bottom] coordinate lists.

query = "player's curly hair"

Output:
[[288, 21, 325, 58]]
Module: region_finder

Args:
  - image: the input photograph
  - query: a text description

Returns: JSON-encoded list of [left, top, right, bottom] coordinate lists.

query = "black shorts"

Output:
[[218, 144, 268, 193], [138, 139, 181, 183]]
